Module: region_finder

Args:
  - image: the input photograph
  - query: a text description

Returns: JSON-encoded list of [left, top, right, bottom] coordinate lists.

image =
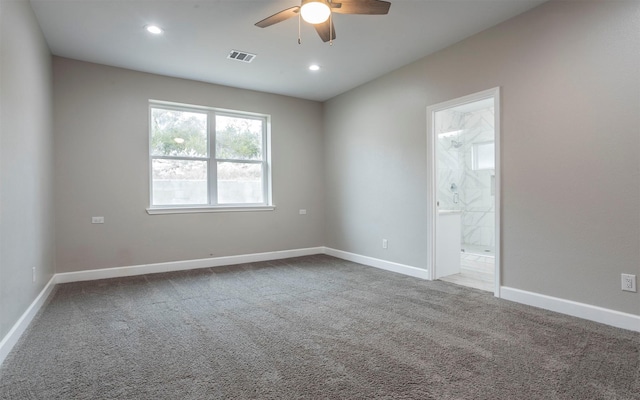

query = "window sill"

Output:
[[146, 205, 276, 215]]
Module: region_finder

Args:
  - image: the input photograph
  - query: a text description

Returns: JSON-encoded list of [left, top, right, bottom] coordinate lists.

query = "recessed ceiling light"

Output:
[[309, 64, 320, 71], [145, 25, 164, 35]]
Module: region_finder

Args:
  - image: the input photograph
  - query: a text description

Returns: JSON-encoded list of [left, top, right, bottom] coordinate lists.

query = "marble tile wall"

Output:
[[436, 105, 495, 251], [436, 109, 465, 212]]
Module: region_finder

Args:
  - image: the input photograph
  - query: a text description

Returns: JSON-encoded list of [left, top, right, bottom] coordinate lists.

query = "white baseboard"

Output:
[[324, 247, 430, 280], [56, 247, 325, 284], [0, 276, 57, 366], [501, 286, 640, 333]]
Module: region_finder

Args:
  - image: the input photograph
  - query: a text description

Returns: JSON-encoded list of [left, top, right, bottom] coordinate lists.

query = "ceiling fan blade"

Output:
[[331, 0, 391, 15], [255, 6, 300, 28], [313, 18, 336, 42]]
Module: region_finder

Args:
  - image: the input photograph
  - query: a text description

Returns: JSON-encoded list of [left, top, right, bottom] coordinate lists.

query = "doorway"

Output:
[[426, 88, 500, 296]]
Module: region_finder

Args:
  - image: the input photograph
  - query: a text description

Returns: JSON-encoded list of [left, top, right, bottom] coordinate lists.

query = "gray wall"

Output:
[[53, 58, 325, 273], [0, 0, 55, 339], [324, 0, 640, 315]]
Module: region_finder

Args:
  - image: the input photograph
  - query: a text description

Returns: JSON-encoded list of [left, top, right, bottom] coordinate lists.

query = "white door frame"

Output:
[[426, 87, 501, 297]]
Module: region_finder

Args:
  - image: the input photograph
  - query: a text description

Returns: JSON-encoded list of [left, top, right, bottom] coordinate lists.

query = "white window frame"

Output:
[[147, 100, 274, 214]]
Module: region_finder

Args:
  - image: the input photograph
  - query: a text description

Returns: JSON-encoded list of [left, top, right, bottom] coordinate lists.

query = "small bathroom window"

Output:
[[472, 141, 495, 170]]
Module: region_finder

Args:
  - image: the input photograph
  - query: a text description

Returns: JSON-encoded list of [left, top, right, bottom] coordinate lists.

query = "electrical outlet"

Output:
[[32, 267, 36, 283], [299, 209, 307, 215], [91, 216, 104, 224], [382, 239, 388, 249], [621, 274, 636, 292]]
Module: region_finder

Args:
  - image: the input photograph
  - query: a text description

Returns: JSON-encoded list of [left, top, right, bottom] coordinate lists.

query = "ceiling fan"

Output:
[[255, 0, 391, 43]]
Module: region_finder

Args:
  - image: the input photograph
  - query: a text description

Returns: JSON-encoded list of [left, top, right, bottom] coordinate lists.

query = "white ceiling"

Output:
[[30, 0, 546, 102]]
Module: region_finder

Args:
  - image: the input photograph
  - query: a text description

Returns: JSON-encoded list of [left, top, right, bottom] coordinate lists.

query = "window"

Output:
[[472, 141, 495, 171], [148, 102, 271, 212]]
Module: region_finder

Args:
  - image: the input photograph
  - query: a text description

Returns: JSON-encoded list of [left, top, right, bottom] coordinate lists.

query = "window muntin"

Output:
[[149, 102, 270, 208]]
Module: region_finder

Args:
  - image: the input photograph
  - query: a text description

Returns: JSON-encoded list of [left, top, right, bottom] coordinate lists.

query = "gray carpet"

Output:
[[0, 255, 638, 399]]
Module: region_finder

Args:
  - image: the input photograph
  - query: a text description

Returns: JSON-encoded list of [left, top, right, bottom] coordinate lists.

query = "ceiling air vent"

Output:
[[227, 50, 256, 63]]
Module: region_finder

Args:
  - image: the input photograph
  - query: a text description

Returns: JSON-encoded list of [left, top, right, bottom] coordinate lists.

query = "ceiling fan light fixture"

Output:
[[254, 0, 390, 43], [300, 0, 331, 24]]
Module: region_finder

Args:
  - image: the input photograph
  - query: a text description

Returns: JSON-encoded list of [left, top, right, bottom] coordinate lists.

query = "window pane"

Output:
[[215, 115, 263, 161], [217, 162, 263, 204], [151, 108, 208, 157], [152, 159, 207, 205], [473, 142, 495, 170]]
